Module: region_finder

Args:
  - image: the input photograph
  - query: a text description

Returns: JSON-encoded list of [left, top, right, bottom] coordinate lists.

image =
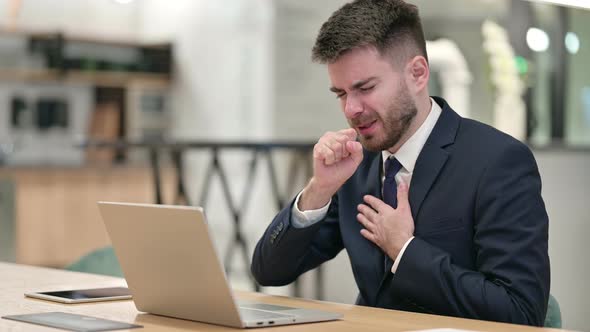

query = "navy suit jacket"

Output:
[[251, 97, 550, 326]]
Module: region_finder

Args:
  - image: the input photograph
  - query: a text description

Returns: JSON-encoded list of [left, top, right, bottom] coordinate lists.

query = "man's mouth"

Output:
[[357, 120, 377, 136]]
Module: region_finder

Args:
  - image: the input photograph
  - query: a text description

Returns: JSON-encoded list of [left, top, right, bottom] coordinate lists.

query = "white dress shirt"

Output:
[[291, 98, 442, 274]]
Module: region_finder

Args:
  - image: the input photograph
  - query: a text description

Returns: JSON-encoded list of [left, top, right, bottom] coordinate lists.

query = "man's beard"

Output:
[[354, 91, 418, 152]]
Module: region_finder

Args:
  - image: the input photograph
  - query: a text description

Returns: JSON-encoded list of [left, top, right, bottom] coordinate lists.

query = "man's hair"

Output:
[[311, 0, 428, 65]]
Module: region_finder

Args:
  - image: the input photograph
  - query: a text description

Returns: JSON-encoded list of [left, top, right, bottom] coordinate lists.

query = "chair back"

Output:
[[66, 246, 123, 278], [544, 293, 562, 328]]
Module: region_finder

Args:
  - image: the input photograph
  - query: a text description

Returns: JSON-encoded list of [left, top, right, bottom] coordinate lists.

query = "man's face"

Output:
[[328, 46, 417, 152]]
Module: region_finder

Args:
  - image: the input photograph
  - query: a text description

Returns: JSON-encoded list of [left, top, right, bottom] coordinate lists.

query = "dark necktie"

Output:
[[382, 157, 402, 272], [383, 157, 403, 208]]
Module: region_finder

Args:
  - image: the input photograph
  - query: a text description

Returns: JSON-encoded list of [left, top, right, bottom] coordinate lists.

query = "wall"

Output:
[[139, 0, 274, 141], [534, 149, 590, 330], [272, 0, 348, 140]]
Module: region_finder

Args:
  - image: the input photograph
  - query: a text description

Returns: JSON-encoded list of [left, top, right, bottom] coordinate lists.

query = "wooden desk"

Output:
[[0, 263, 568, 332]]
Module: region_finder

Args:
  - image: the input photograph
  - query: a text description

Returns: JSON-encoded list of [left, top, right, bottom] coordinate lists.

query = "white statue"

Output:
[[481, 20, 527, 141], [426, 39, 473, 119]]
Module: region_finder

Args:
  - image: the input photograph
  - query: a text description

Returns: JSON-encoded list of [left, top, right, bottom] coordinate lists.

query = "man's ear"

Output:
[[405, 55, 429, 93]]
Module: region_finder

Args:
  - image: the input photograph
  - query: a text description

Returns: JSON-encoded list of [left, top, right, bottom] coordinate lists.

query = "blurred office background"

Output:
[[0, 0, 588, 329]]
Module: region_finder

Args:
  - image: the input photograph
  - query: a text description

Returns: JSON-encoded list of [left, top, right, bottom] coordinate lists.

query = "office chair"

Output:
[[544, 293, 562, 328], [65, 246, 124, 278]]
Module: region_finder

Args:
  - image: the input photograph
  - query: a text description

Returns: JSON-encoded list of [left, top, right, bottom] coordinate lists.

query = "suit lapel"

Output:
[[408, 145, 449, 221], [408, 97, 459, 221], [377, 97, 460, 298]]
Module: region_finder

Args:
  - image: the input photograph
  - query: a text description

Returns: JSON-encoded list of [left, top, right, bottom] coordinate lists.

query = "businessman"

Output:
[[251, 0, 550, 326]]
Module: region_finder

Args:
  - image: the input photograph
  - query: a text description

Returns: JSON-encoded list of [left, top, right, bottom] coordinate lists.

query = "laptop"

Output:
[[97, 202, 342, 328]]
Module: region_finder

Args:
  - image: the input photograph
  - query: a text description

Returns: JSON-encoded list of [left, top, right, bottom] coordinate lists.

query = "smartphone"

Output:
[[25, 287, 132, 304]]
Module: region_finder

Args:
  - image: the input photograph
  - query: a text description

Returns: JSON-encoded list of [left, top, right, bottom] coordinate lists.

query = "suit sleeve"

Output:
[[251, 194, 344, 286], [389, 141, 550, 326]]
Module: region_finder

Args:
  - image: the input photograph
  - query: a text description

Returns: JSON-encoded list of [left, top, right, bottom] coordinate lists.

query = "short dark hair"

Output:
[[312, 0, 428, 65]]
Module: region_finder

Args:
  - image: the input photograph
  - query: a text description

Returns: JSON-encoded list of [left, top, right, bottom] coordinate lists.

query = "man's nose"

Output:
[[344, 95, 363, 119]]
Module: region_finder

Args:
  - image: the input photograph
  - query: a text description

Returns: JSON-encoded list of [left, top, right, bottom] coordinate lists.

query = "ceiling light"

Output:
[[565, 32, 580, 54], [526, 28, 550, 52]]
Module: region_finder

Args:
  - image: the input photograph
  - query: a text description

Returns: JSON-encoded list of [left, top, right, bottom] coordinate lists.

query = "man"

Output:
[[251, 0, 550, 326]]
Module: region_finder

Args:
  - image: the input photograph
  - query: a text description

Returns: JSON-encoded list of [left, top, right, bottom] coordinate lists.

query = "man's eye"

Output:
[[360, 85, 375, 92], [336, 93, 346, 99]]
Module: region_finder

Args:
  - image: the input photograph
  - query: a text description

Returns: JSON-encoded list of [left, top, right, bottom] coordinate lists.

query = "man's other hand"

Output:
[[356, 181, 414, 261]]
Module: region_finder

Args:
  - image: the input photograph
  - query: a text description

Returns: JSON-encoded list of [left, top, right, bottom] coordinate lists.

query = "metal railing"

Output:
[[81, 140, 325, 299]]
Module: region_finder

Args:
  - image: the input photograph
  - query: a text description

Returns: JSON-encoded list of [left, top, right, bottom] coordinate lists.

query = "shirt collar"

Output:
[[382, 97, 442, 173]]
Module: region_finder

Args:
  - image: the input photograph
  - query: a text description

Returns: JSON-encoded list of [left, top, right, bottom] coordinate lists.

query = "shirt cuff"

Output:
[[391, 236, 414, 274], [290, 190, 331, 228]]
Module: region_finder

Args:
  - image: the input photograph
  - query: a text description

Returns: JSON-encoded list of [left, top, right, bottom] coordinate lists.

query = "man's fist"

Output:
[[299, 128, 363, 210]]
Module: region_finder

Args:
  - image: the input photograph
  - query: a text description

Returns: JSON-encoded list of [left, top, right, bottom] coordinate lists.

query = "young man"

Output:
[[251, 0, 550, 326]]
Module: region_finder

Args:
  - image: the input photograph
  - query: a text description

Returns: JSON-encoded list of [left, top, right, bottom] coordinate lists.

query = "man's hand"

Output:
[[299, 128, 363, 211], [356, 182, 414, 261]]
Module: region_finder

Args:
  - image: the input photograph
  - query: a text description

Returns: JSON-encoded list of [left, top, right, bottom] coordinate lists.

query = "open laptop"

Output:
[[97, 202, 342, 328]]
